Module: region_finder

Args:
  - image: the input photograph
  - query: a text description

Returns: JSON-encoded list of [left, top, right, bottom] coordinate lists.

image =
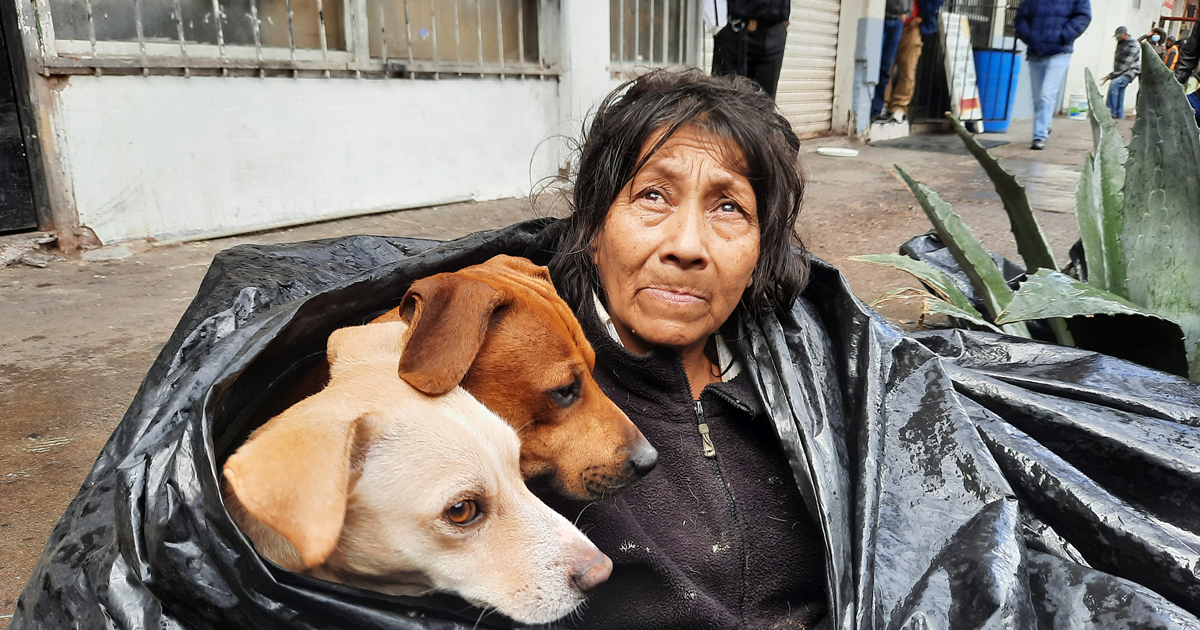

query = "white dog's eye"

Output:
[[446, 500, 481, 525]]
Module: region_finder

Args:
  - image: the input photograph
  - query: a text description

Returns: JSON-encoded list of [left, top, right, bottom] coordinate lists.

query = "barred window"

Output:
[[610, 0, 701, 75], [29, 0, 549, 76], [48, 0, 345, 51], [367, 0, 540, 72]]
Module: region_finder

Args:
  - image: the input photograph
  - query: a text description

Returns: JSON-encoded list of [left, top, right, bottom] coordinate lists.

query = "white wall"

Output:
[[560, 0, 613, 133], [56, 75, 561, 245], [1064, 0, 1167, 114]]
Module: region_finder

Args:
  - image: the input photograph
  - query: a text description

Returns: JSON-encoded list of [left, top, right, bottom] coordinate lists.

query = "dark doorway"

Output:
[[0, 13, 36, 234], [910, 0, 1022, 125]]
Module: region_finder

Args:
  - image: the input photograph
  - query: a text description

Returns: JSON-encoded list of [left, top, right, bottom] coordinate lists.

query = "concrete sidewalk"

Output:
[[0, 114, 1118, 623]]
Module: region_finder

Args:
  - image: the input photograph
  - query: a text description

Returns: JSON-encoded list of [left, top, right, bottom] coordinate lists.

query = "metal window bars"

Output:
[[610, 0, 701, 76], [21, 0, 552, 77]]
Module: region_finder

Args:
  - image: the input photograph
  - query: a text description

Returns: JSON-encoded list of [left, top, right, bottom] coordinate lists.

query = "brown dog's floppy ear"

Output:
[[398, 274, 509, 396], [223, 399, 365, 569]]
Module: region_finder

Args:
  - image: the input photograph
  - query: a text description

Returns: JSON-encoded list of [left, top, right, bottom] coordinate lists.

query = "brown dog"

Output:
[[275, 255, 657, 500]]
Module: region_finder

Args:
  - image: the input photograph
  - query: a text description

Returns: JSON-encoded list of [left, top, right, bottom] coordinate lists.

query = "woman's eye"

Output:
[[640, 190, 665, 203], [446, 499, 481, 525], [719, 201, 742, 213]]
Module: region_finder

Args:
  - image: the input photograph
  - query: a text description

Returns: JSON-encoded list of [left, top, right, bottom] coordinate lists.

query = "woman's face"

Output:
[[592, 125, 759, 355]]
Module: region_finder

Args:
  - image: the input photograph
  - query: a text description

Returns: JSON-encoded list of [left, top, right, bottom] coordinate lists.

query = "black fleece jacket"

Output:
[[543, 300, 828, 630]]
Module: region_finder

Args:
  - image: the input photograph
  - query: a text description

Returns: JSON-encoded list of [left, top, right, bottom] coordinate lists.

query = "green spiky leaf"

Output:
[[997, 270, 1189, 376], [1123, 41, 1200, 379], [893, 165, 1030, 338], [850, 254, 982, 315], [947, 115, 1057, 272], [923, 298, 1004, 333], [996, 269, 1174, 323], [1079, 68, 1128, 296]]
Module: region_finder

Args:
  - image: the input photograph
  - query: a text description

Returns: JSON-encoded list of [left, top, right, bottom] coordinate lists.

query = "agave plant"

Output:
[[854, 42, 1200, 380]]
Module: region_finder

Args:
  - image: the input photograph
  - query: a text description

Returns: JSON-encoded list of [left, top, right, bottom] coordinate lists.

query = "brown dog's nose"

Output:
[[571, 550, 613, 592], [626, 440, 659, 478]]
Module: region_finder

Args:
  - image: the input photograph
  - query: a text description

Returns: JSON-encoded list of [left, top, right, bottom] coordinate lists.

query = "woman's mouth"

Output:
[[640, 287, 706, 305]]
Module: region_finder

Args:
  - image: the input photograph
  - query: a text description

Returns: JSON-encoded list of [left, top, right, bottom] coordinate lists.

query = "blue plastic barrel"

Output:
[[973, 49, 1022, 133]]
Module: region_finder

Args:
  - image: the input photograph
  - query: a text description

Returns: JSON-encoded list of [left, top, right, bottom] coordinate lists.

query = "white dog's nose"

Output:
[[570, 549, 613, 592]]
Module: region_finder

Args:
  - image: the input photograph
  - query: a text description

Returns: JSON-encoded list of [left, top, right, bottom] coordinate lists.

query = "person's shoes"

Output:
[[888, 111, 906, 123], [1031, 138, 1046, 150]]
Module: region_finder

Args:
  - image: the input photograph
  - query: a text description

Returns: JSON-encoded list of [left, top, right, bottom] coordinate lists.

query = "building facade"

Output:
[[3, 0, 988, 248]]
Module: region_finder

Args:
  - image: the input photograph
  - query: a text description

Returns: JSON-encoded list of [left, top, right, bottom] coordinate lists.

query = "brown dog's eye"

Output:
[[446, 500, 480, 525], [547, 378, 582, 408]]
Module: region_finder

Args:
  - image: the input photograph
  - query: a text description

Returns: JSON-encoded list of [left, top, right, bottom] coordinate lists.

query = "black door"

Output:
[[0, 14, 36, 234]]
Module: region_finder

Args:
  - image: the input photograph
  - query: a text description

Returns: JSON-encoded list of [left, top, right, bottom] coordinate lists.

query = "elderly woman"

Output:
[[541, 71, 828, 628]]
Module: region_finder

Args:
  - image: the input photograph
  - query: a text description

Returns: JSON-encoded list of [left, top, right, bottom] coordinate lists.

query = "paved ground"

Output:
[[0, 115, 1122, 624]]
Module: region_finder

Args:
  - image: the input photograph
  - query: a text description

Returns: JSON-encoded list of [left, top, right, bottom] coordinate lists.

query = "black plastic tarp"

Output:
[[12, 219, 1200, 629]]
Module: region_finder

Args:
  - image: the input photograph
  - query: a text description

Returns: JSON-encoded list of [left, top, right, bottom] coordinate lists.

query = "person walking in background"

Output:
[[1141, 27, 1167, 59], [1165, 36, 1180, 71], [879, 0, 946, 122], [1014, 0, 1091, 150], [1100, 27, 1140, 119], [870, 0, 912, 120], [709, 0, 791, 98]]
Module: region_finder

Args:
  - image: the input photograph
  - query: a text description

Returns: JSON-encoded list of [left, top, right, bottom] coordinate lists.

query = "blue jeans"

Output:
[[1189, 91, 1200, 125], [871, 18, 905, 118], [1027, 53, 1071, 140], [1107, 75, 1131, 118]]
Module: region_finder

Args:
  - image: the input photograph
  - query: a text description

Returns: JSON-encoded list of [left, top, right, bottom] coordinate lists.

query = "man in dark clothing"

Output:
[[871, 0, 913, 120], [711, 0, 791, 98], [1014, 0, 1091, 149], [1101, 26, 1140, 119], [1173, 32, 1200, 124], [1175, 30, 1199, 84]]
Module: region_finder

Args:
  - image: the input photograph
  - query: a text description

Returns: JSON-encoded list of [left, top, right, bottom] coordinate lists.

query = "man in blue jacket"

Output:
[[1014, 0, 1092, 149]]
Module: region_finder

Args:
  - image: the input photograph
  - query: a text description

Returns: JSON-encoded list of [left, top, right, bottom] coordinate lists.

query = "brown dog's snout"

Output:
[[624, 438, 659, 479], [569, 549, 613, 593]]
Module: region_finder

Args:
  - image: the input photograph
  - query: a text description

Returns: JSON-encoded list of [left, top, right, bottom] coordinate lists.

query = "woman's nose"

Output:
[[660, 201, 709, 270]]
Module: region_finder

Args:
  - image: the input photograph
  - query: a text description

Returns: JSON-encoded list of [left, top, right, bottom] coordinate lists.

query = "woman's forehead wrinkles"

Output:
[[638, 145, 749, 193], [640, 124, 748, 174], [640, 155, 741, 188]]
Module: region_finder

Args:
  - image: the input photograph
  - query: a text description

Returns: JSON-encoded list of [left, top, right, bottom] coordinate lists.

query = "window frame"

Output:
[[608, 0, 704, 78], [22, 0, 559, 77]]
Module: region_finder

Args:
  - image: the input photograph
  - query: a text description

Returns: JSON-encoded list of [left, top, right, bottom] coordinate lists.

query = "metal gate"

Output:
[[776, 0, 842, 137], [910, 0, 1021, 126], [0, 13, 36, 234]]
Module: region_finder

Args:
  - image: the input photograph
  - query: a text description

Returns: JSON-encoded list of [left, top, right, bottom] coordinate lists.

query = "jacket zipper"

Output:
[[694, 400, 717, 457], [693, 397, 747, 621]]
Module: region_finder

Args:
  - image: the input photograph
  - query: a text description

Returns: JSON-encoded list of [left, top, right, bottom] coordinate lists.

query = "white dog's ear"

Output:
[[397, 274, 510, 395], [224, 399, 366, 569]]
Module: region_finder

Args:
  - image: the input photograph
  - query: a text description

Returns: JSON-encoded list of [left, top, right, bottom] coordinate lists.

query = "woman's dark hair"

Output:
[[549, 70, 810, 314]]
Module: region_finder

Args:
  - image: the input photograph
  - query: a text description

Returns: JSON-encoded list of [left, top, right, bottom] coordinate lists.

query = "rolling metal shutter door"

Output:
[[777, 0, 840, 137]]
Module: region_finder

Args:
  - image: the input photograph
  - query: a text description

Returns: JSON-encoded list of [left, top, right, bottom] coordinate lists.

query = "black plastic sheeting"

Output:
[[13, 219, 1200, 629]]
